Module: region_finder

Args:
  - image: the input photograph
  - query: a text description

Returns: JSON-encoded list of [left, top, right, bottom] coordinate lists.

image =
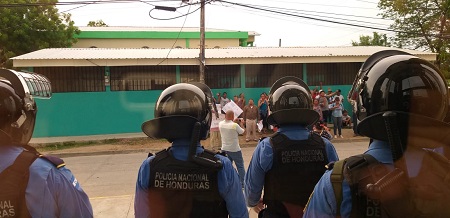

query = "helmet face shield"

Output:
[[0, 69, 51, 145], [156, 90, 206, 120], [270, 85, 312, 111], [143, 83, 213, 141], [267, 76, 319, 126], [353, 51, 449, 142]]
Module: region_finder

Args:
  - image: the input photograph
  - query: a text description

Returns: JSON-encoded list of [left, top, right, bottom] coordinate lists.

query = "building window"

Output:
[[180, 65, 200, 83], [180, 65, 241, 88], [205, 65, 241, 89], [109, 66, 176, 91], [306, 62, 361, 86], [245, 64, 303, 88], [34, 67, 105, 92]]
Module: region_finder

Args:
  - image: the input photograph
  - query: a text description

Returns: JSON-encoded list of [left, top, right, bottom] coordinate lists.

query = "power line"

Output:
[[219, 0, 392, 31], [0, 0, 179, 8], [231, 3, 388, 27], [218, 0, 450, 39], [257, 0, 378, 10]]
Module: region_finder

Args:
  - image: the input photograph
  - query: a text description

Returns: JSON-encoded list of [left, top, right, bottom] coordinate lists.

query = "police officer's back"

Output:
[[244, 76, 339, 217], [134, 83, 248, 218], [304, 50, 450, 217], [0, 69, 93, 217]]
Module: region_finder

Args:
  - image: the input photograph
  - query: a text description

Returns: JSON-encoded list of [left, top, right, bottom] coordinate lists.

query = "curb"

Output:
[[44, 137, 370, 158]]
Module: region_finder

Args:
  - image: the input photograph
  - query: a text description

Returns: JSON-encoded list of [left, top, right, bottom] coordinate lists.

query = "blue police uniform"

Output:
[[303, 140, 393, 217], [244, 125, 339, 208], [304, 139, 445, 217], [134, 139, 249, 218], [0, 146, 93, 217]]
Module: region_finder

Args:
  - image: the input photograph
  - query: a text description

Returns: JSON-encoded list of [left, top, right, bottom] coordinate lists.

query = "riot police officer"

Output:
[[0, 69, 93, 217], [134, 83, 248, 218], [244, 76, 339, 217], [304, 50, 450, 217]]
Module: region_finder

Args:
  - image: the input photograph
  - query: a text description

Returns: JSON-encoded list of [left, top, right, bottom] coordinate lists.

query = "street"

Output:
[[64, 141, 369, 218]]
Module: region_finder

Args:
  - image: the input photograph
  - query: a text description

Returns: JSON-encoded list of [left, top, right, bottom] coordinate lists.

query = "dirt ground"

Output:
[[39, 128, 363, 156]]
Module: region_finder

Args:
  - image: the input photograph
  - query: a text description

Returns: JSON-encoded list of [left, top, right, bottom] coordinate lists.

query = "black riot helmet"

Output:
[[141, 83, 213, 142], [267, 76, 320, 126], [0, 69, 52, 146], [348, 50, 448, 141]]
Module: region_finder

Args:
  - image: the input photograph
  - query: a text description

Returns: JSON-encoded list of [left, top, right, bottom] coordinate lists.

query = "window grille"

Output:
[[110, 66, 176, 91], [205, 65, 241, 88], [180, 65, 200, 83], [245, 64, 303, 88], [34, 67, 105, 93], [306, 62, 362, 86]]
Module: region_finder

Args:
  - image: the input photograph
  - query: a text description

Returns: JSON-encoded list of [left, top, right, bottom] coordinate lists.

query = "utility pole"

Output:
[[199, 0, 206, 83]]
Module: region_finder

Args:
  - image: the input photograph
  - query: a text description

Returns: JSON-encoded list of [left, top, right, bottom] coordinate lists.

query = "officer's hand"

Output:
[[252, 199, 265, 214]]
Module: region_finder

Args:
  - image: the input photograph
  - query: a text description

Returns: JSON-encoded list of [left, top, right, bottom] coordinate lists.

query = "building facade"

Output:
[[12, 46, 436, 138]]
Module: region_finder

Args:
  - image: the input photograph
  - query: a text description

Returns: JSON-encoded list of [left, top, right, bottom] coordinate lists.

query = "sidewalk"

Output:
[[32, 128, 369, 157]]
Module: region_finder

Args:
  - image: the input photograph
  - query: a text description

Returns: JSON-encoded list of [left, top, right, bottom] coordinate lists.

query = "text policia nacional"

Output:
[[281, 149, 325, 163]]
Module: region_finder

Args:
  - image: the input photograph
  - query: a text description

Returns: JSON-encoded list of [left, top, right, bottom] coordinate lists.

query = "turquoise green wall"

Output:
[[31, 63, 353, 138], [33, 90, 160, 137]]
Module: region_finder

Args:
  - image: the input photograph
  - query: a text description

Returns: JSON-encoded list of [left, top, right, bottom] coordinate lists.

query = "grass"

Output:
[[33, 137, 167, 152]]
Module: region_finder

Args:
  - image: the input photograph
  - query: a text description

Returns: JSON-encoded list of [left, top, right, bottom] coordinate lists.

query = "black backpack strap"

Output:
[[330, 154, 380, 217], [0, 150, 39, 218]]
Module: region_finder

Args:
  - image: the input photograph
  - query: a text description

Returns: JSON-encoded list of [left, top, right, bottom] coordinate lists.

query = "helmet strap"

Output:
[[11, 110, 27, 128]]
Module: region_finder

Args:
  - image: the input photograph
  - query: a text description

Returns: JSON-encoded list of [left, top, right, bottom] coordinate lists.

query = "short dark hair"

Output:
[[336, 89, 341, 92]]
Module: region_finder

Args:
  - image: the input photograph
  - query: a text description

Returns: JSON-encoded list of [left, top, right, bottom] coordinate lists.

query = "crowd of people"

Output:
[[1, 50, 449, 218], [311, 87, 356, 138]]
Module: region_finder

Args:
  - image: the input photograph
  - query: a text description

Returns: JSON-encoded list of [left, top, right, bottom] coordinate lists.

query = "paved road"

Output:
[[64, 141, 369, 218]]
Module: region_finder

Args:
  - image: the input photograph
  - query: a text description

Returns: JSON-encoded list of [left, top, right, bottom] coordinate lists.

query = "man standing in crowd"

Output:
[[243, 98, 259, 142], [258, 92, 269, 133], [217, 92, 230, 110], [219, 110, 246, 188], [318, 90, 330, 125], [332, 89, 344, 102], [244, 76, 339, 217], [209, 103, 223, 151], [135, 83, 248, 218], [348, 97, 359, 136], [304, 50, 450, 217], [0, 69, 93, 217]]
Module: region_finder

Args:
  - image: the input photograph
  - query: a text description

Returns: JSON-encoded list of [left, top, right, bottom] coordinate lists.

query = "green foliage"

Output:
[[352, 32, 391, 46], [87, 20, 108, 27], [378, 0, 450, 78], [0, 0, 79, 68]]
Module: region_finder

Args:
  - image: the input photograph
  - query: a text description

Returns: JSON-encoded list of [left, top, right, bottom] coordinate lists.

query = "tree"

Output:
[[378, 0, 450, 77], [352, 32, 391, 46], [87, 20, 108, 27], [0, 0, 79, 68]]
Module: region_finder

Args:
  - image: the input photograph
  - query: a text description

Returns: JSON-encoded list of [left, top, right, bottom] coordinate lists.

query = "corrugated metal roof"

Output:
[[12, 46, 436, 60], [77, 26, 246, 33]]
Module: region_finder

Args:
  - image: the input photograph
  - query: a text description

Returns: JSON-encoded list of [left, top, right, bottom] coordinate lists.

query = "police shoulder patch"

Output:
[[40, 155, 65, 169]]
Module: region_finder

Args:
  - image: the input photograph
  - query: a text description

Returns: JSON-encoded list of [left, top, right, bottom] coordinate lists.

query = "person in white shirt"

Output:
[[332, 89, 344, 102], [219, 110, 245, 188]]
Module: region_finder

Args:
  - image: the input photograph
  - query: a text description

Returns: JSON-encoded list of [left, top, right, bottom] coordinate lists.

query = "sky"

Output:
[[56, 0, 394, 47]]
